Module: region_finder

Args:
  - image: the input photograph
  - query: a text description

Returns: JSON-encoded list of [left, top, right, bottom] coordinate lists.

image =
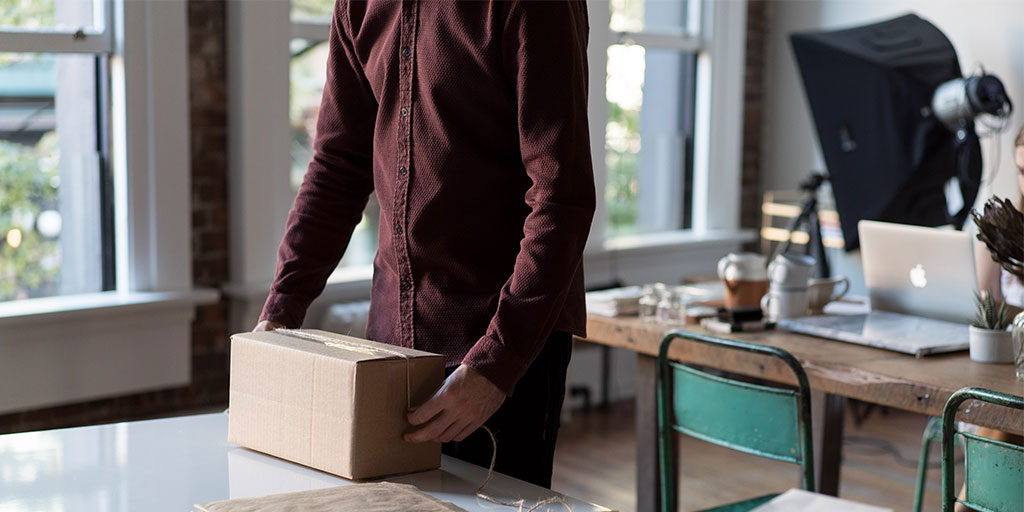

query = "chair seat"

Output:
[[698, 493, 779, 512]]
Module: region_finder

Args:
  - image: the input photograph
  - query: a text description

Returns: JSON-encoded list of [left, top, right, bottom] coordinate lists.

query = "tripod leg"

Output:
[[809, 210, 830, 278]]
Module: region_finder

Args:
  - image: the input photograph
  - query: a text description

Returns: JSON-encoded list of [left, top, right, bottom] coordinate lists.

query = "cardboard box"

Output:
[[228, 329, 445, 480]]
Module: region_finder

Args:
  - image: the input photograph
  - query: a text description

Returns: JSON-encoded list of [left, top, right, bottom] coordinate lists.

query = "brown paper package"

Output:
[[228, 329, 445, 480]]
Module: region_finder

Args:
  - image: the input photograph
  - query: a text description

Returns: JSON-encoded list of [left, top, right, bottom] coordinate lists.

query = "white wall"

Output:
[[762, 0, 1024, 294]]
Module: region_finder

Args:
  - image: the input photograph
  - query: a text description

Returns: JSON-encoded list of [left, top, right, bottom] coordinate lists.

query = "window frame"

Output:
[[599, 3, 704, 240], [225, 0, 753, 332], [0, 2, 114, 300], [0, 0, 213, 414], [588, 0, 752, 281]]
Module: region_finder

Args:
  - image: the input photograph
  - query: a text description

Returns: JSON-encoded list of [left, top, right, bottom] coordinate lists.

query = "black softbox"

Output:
[[791, 14, 980, 250]]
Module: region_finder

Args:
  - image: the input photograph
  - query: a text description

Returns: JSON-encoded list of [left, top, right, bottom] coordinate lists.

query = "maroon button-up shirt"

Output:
[[260, 0, 594, 396]]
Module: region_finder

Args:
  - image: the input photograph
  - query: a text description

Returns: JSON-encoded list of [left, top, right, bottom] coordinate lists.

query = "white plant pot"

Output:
[[968, 326, 1014, 363]]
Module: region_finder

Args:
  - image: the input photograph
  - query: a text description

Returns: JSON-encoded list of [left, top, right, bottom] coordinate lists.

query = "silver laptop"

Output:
[[779, 221, 975, 356]]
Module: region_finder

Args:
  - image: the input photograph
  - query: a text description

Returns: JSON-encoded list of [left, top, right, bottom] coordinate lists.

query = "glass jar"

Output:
[[657, 286, 688, 326], [1012, 310, 1024, 382], [639, 283, 665, 323]]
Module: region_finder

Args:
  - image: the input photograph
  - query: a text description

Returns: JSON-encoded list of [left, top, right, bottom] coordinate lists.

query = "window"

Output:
[[0, 0, 198, 413], [0, 0, 114, 301], [604, 0, 701, 238], [290, 3, 379, 269], [228, 0, 747, 299]]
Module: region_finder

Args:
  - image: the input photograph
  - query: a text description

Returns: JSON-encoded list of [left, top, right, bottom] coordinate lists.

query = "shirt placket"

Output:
[[394, 0, 418, 349]]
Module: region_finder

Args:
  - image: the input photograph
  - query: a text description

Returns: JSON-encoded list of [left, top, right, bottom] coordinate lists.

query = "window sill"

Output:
[[0, 289, 219, 414], [223, 229, 756, 329], [0, 289, 220, 328], [599, 228, 756, 254], [585, 228, 757, 287]]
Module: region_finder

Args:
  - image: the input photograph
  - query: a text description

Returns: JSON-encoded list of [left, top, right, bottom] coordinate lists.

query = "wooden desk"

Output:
[[580, 314, 1022, 512]]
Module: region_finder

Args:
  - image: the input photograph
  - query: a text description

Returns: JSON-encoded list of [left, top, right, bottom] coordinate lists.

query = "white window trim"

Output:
[[225, 0, 753, 332], [0, 0, 213, 413]]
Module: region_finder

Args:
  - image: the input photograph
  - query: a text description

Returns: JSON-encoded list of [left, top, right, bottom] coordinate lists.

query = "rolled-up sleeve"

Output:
[[462, 0, 595, 396]]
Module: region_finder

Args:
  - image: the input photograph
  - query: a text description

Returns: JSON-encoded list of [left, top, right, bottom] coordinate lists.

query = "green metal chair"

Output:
[[657, 330, 815, 512], [914, 416, 969, 512], [941, 387, 1024, 512], [913, 416, 945, 512]]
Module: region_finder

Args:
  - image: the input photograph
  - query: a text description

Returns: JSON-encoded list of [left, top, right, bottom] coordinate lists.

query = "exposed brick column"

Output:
[[741, 0, 768, 249], [0, 0, 230, 434], [187, 0, 231, 407]]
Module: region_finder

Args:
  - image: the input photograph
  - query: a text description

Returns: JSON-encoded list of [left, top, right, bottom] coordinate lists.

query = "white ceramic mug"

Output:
[[717, 252, 768, 282], [767, 252, 816, 289], [761, 289, 809, 321], [807, 276, 850, 313]]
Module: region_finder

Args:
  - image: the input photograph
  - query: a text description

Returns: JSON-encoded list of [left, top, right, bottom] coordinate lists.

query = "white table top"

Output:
[[0, 413, 608, 512]]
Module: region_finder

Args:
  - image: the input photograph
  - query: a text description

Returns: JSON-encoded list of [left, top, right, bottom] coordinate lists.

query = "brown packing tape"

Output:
[[275, 329, 414, 411]]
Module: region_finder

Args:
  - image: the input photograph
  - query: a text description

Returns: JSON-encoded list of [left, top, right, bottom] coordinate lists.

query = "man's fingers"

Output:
[[408, 393, 446, 426], [452, 421, 481, 443], [404, 410, 455, 443], [437, 418, 469, 443]]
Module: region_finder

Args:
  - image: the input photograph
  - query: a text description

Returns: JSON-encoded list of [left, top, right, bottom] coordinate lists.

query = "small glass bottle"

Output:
[[1012, 310, 1024, 382], [639, 283, 664, 323], [658, 287, 687, 326]]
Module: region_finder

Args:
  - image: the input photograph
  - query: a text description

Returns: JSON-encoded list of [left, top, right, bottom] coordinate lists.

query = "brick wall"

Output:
[[741, 0, 768, 248], [0, 0, 230, 435]]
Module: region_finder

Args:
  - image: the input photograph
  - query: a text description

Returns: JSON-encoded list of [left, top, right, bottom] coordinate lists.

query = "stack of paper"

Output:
[[751, 489, 893, 512], [586, 286, 643, 317]]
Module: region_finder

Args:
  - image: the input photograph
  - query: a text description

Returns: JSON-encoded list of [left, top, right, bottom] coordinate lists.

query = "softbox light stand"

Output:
[[791, 14, 981, 250]]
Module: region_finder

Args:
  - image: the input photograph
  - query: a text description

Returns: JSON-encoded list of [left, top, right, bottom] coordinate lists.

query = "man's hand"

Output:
[[253, 320, 285, 332], [405, 364, 505, 443]]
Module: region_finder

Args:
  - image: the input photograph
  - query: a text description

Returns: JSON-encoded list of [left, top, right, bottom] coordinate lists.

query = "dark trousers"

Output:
[[442, 331, 573, 489]]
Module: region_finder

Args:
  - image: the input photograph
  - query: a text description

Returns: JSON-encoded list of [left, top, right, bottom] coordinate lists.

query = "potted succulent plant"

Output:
[[969, 292, 1014, 363]]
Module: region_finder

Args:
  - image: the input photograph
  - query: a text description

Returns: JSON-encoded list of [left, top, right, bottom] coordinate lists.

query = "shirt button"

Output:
[[402, 47, 412, 58], [400, 107, 409, 117], [395, 224, 403, 235], [400, 280, 412, 292], [399, 166, 408, 176]]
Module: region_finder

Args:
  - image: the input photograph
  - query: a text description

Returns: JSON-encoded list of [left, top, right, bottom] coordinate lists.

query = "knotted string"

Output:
[[476, 426, 573, 512], [277, 329, 414, 411]]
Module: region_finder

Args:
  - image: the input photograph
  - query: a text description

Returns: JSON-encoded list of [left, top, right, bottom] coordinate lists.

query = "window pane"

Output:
[[605, 44, 644, 237], [290, 39, 379, 269], [291, 0, 334, 21], [0, 0, 105, 32], [605, 45, 697, 237], [0, 53, 108, 301], [610, 0, 692, 34]]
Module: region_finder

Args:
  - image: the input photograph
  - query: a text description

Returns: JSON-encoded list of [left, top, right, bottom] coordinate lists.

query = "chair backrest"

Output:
[[941, 387, 1024, 512], [656, 330, 815, 511]]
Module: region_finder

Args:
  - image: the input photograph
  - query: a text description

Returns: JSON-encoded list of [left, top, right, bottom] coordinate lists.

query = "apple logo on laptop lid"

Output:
[[910, 264, 928, 288]]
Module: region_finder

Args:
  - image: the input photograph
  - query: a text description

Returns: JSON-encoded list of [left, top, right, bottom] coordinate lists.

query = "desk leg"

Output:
[[601, 345, 612, 409], [637, 354, 673, 512], [816, 393, 846, 496]]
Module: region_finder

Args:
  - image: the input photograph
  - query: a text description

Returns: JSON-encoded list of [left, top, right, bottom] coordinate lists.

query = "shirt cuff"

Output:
[[461, 334, 533, 397], [259, 291, 313, 329]]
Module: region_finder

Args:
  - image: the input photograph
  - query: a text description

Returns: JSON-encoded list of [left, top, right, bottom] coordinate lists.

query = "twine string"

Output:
[[476, 426, 573, 512]]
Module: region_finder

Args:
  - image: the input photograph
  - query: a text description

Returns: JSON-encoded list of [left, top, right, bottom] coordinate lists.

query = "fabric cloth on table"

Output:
[[194, 482, 467, 512]]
